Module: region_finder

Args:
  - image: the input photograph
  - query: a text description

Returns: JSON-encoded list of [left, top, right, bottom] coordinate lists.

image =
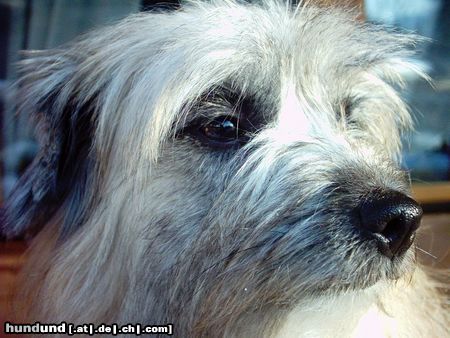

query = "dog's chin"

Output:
[[323, 246, 417, 293]]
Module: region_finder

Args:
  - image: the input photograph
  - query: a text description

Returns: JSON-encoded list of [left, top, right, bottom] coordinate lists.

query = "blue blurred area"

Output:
[[366, 0, 450, 182], [365, 0, 442, 37], [403, 152, 450, 181]]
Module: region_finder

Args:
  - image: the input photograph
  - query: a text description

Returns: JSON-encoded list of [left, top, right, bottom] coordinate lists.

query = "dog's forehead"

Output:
[[147, 2, 404, 110], [144, 4, 380, 127], [164, 4, 376, 85]]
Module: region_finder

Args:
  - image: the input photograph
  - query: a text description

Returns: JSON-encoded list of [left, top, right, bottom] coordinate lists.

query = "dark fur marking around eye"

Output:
[[176, 86, 269, 149]]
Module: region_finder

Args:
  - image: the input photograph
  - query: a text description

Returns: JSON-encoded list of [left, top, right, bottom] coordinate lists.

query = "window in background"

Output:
[[366, 0, 450, 182]]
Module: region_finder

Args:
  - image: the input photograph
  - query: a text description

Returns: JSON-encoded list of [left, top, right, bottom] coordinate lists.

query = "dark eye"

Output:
[[180, 115, 251, 149], [198, 116, 249, 148], [177, 89, 262, 149], [204, 118, 238, 141]]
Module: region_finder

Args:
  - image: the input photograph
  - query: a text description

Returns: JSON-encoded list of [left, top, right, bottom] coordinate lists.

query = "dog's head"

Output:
[[2, 0, 424, 332]]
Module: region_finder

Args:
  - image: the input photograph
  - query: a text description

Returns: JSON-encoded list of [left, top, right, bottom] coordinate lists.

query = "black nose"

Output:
[[358, 191, 423, 259]]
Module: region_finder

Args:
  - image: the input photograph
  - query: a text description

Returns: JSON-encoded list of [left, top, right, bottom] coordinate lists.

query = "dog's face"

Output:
[[3, 0, 423, 332]]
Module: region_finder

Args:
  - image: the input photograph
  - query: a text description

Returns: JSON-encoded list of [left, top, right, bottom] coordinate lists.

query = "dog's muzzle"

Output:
[[357, 191, 423, 259]]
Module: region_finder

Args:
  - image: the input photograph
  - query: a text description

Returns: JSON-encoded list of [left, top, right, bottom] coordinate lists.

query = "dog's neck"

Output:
[[276, 269, 447, 338], [277, 286, 390, 337]]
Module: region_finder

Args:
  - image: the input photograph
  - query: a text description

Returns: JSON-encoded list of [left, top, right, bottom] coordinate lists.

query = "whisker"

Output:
[[416, 246, 437, 259]]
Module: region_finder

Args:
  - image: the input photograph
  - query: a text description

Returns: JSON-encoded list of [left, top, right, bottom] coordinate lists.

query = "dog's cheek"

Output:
[[158, 140, 242, 189], [136, 141, 251, 252]]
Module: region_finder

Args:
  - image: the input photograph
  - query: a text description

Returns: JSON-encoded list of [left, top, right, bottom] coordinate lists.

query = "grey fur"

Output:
[[2, 1, 447, 337]]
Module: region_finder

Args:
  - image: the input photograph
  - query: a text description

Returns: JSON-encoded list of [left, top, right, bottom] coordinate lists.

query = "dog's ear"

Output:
[[1, 50, 97, 239]]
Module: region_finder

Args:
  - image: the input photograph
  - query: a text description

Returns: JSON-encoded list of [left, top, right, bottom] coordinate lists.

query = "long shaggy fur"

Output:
[[2, 1, 448, 337]]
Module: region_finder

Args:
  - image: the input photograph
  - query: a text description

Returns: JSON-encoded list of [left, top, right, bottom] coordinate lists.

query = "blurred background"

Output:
[[0, 0, 448, 323]]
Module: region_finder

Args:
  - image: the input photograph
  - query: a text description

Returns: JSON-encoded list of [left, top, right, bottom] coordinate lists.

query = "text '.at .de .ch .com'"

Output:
[[4, 322, 173, 335]]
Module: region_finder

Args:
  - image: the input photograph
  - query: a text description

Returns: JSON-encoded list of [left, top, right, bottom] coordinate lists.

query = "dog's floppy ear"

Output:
[[1, 50, 97, 239]]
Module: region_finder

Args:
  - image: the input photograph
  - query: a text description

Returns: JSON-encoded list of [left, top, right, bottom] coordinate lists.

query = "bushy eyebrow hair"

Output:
[[170, 82, 280, 140]]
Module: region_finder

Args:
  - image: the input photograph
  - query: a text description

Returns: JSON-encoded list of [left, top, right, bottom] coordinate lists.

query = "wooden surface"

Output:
[[412, 182, 450, 204], [0, 241, 26, 333]]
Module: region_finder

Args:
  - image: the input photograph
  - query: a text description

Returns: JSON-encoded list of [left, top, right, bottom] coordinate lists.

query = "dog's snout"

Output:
[[358, 191, 423, 259]]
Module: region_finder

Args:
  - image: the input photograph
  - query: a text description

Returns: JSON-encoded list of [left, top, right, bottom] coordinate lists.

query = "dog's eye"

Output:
[[199, 116, 248, 148], [177, 89, 262, 149], [204, 117, 237, 139], [179, 115, 251, 149]]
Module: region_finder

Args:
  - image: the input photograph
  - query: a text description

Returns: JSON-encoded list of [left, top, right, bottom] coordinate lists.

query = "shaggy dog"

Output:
[[2, 0, 448, 337]]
